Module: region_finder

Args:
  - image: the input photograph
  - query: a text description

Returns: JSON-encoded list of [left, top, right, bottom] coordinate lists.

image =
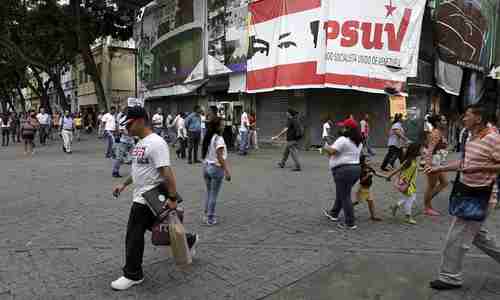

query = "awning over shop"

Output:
[[144, 80, 206, 100], [228, 73, 246, 93], [205, 75, 229, 93]]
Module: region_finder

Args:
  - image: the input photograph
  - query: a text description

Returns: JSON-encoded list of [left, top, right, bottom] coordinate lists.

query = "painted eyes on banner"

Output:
[[277, 33, 297, 49], [248, 36, 270, 59], [277, 41, 297, 49]]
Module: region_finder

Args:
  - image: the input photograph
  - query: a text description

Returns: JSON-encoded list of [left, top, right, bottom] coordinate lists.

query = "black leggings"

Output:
[[381, 146, 403, 170]]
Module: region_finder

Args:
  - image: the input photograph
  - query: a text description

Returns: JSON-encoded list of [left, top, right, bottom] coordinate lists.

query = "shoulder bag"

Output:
[[448, 138, 493, 222], [394, 163, 416, 194]]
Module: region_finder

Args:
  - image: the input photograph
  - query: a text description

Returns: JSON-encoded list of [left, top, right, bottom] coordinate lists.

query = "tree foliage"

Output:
[[0, 0, 139, 112]]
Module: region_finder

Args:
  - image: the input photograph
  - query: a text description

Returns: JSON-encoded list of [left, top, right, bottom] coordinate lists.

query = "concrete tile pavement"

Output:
[[0, 136, 499, 299]]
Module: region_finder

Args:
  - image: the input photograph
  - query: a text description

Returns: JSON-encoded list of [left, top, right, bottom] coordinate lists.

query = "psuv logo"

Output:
[[132, 146, 149, 164]]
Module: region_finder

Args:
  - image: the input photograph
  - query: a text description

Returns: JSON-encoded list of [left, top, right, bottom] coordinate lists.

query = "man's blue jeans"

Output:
[[239, 129, 249, 154], [203, 164, 224, 222], [105, 130, 114, 158]]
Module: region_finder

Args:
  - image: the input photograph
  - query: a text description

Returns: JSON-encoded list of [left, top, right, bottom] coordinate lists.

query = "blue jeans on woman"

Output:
[[203, 163, 225, 222], [329, 164, 361, 227]]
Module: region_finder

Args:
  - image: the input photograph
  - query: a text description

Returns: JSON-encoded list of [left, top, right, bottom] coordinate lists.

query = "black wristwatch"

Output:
[[168, 194, 177, 201]]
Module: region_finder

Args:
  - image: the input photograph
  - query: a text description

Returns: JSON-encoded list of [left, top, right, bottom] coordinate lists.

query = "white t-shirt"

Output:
[[205, 135, 227, 166], [322, 122, 331, 138], [1, 118, 11, 128], [152, 113, 164, 128], [240, 112, 249, 131], [37, 113, 50, 125], [201, 115, 206, 130], [329, 136, 362, 169], [360, 120, 369, 136], [102, 113, 116, 131], [175, 117, 186, 138], [166, 115, 173, 127], [131, 133, 171, 205]]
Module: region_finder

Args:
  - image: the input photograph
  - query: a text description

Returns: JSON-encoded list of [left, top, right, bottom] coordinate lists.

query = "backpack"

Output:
[[295, 116, 305, 140]]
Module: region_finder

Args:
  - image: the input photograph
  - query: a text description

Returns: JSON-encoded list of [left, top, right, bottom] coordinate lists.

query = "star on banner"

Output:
[[385, 0, 397, 17]]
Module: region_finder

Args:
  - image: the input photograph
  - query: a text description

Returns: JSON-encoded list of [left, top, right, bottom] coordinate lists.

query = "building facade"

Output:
[[77, 38, 137, 113], [135, 0, 500, 147]]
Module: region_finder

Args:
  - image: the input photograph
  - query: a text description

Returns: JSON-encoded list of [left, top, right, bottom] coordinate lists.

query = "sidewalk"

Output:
[[0, 137, 498, 300]]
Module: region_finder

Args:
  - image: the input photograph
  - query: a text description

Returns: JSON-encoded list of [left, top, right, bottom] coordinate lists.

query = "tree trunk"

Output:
[[71, 0, 108, 112], [32, 69, 51, 112], [49, 71, 70, 111], [0, 92, 8, 113], [15, 85, 26, 113], [6, 92, 16, 113], [81, 39, 108, 112]]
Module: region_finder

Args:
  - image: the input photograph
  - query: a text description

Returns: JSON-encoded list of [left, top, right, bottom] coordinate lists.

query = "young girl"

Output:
[[74, 113, 82, 141], [387, 143, 420, 225], [352, 155, 384, 221]]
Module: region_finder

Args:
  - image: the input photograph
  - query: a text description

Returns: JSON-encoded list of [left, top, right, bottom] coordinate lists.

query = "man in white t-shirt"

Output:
[[152, 108, 164, 137], [360, 113, 375, 157], [111, 106, 198, 291], [239, 111, 250, 155], [37, 107, 51, 145], [322, 117, 334, 146], [97, 110, 105, 138], [101, 107, 117, 158]]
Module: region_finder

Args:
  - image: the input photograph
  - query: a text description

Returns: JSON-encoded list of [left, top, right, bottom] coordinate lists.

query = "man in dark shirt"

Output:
[[272, 109, 302, 171], [184, 105, 203, 164]]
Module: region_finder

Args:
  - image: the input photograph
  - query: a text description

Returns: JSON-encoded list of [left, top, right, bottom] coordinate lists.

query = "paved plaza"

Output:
[[1, 136, 500, 300]]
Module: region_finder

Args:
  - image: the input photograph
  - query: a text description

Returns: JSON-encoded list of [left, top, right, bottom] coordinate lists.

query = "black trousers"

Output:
[[2, 128, 9, 146], [187, 131, 201, 162], [223, 126, 234, 151], [39, 125, 49, 144], [381, 146, 402, 170], [123, 202, 195, 281]]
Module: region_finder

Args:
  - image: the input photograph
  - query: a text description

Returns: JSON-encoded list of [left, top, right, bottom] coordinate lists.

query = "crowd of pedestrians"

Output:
[[0, 107, 97, 155], [3, 100, 500, 293]]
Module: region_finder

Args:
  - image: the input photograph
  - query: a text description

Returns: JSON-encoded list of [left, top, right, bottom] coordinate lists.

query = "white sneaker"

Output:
[[189, 234, 200, 257], [110, 276, 144, 291]]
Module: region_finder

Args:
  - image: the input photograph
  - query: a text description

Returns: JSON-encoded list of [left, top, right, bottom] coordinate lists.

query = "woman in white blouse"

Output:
[[201, 117, 231, 226], [322, 118, 363, 230]]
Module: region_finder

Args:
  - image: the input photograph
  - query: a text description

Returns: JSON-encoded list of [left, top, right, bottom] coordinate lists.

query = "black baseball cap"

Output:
[[120, 106, 147, 127]]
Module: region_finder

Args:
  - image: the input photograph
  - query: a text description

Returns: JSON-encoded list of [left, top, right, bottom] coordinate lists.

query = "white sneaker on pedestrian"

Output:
[[323, 208, 338, 222], [110, 276, 144, 291], [189, 234, 200, 257]]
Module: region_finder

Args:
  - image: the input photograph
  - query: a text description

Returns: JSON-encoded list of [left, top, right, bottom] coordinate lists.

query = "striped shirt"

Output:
[[461, 129, 500, 204]]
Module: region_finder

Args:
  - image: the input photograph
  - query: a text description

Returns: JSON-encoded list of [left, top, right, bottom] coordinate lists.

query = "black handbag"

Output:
[[142, 184, 183, 217], [449, 135, 494, 222]]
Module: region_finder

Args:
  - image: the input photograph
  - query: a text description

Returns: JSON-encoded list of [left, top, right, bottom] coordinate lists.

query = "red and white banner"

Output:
[[246, 0, 426, 94]]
